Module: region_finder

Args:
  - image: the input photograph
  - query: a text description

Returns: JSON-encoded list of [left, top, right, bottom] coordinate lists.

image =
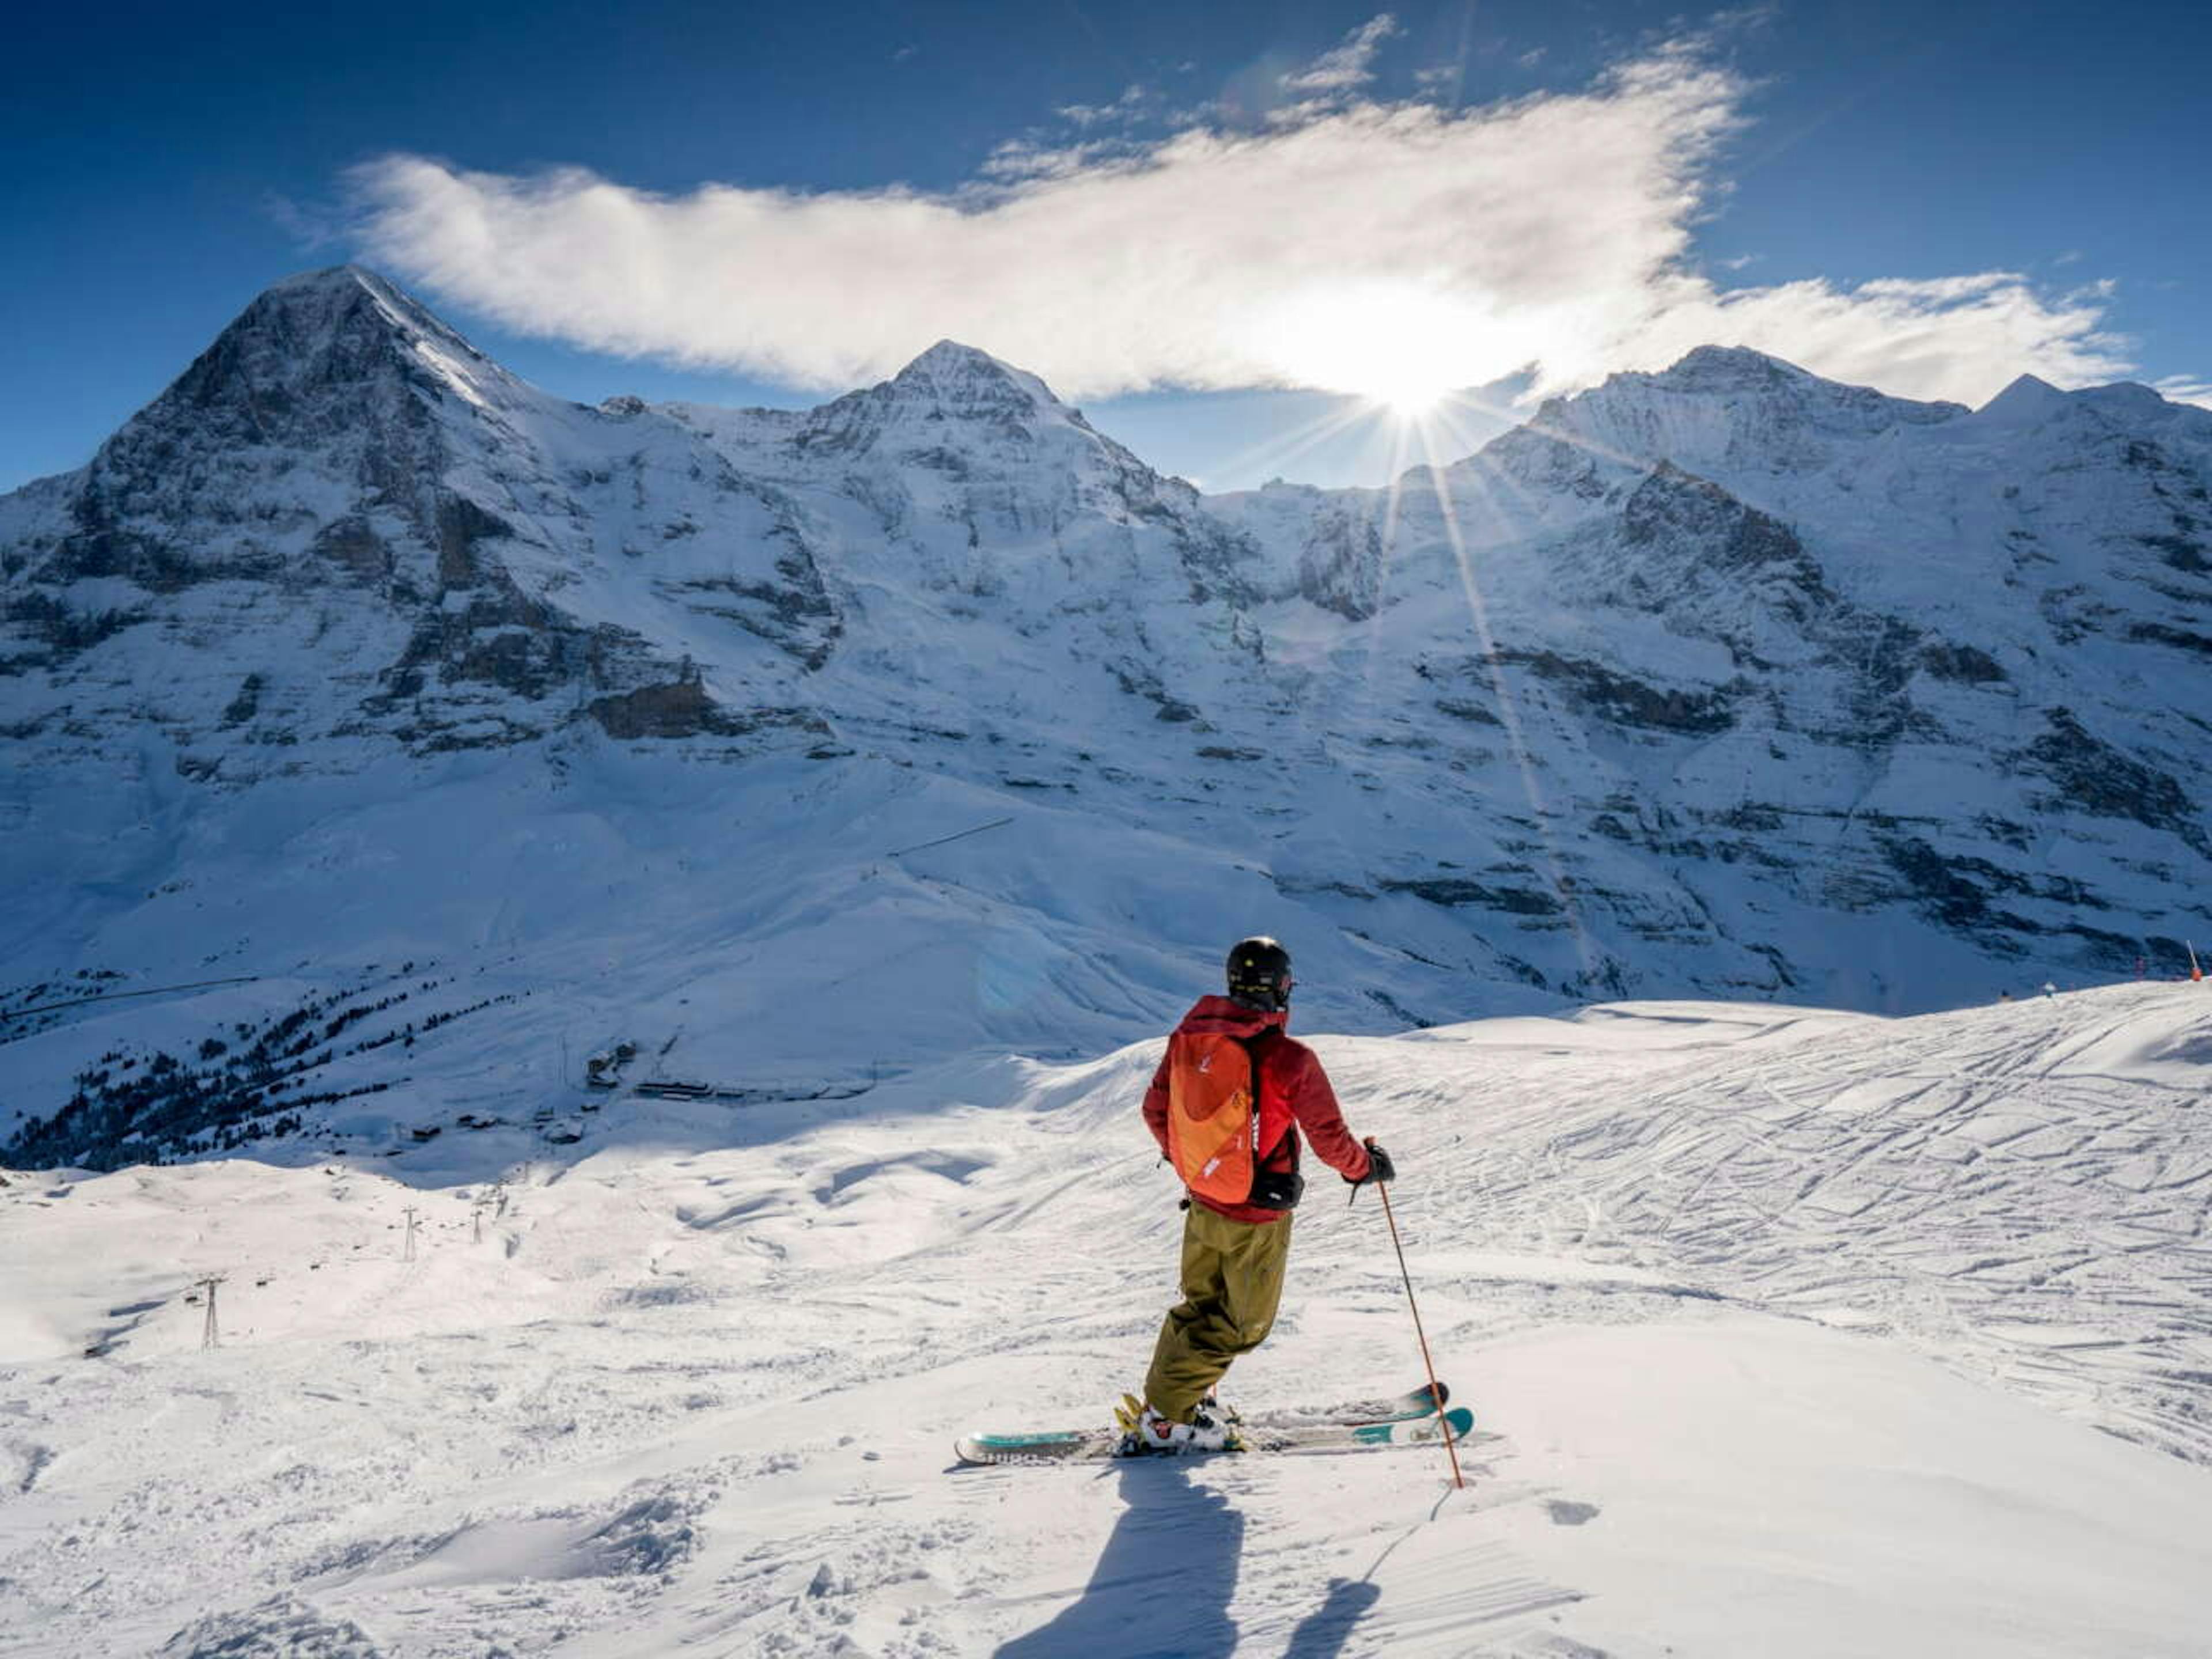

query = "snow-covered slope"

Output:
[[3, 986, 2209, 1656], [5, 272, 2212, 1168]]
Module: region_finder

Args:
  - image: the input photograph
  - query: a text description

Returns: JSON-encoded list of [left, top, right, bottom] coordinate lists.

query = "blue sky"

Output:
[[3, 1, 2208, 494]]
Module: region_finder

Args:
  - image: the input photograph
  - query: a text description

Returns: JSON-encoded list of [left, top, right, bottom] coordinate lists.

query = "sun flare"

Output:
[[1366, 378, 1453, 418], [1255, 285, 1487, 420]]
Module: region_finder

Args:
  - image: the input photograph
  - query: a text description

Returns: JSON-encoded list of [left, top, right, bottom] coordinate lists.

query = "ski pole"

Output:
[[1360, 1138, 1464, 1490]]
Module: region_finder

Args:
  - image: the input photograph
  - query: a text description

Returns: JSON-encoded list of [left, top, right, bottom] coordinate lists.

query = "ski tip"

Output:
[[953, 1433, 1016, 1464], [1421, 1406, 1478, 1445], [953, 1428, 1112, 1465], [954, 1435, 1037, 1465]]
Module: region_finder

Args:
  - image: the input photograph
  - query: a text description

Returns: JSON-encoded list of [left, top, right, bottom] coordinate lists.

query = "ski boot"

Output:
[[1118, 1391, 1242, 1430], [1113, 1394, 1243, 1455]]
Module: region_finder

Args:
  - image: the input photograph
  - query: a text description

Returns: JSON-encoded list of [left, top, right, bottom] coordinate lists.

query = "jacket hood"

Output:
[[1174, 994, 1290, 1040]]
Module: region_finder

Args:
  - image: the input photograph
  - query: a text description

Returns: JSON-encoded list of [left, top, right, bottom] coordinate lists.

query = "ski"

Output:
[[956, 1380, 1450, 1467], [955, 1402, 1475, 1467], [1239, 1378, 1449, 1430]]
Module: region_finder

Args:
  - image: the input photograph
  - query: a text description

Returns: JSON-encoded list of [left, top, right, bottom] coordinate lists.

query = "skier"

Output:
[[1120, 935, 1395, 1453]]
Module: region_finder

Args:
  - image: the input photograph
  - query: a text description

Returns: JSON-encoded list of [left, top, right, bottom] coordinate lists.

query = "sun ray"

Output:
[[1379, 407, 1417, 556], [1185, 392, 1396, 494], [1447, 432, 1544, 531], [1407, 414, 1602, 984], [1423, 396, 1503, 466], [1508, 405, 1650, 478]]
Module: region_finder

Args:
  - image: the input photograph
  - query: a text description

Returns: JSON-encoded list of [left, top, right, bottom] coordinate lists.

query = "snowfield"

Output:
[[4, 983, 2210, 1656]]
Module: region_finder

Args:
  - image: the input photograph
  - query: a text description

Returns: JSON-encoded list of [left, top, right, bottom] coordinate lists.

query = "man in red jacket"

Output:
[[1120, 935, 1395, 1453]]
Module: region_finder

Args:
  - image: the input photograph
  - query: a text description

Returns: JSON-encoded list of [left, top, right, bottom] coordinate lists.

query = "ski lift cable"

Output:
[[886, 816, 1014, 858]]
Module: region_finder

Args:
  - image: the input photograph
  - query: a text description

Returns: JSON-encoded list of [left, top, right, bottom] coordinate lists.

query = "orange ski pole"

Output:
[[1359, 1138, 1464, 1490]]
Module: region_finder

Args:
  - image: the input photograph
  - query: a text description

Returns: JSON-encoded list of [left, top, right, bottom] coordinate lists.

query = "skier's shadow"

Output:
[[1282, 1577, 1382, 1657], [995, 1459, 1243, 1659]]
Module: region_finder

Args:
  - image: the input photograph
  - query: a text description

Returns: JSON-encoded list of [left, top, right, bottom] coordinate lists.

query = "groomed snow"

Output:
[[3, 983, 2210, 1656]]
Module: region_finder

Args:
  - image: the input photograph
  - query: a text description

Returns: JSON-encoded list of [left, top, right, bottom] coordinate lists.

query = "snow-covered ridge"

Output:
[[4, 269, 2212, 1167]]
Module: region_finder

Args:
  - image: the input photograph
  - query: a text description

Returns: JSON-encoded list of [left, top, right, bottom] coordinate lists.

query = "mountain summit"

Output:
[[794, 336, 1104, 464], [132, 264, 522, 437], [1522, 344, 1972, 480], [892, 338, 1062, 405]]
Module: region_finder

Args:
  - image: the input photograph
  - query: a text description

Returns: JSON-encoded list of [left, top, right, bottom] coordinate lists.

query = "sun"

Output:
[[1363, 377, 1454, 419], [1253, 285, 1480, 421]]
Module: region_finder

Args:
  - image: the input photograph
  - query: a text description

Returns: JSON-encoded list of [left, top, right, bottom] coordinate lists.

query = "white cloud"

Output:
[[1280, 14, 1402, 93], [347, 43, 2146, 411], [1622, 272, 2134, 407], [976, 134, 1129, 183], [1056, 84, 1156, 128], [2154, 375, 2212, 410]]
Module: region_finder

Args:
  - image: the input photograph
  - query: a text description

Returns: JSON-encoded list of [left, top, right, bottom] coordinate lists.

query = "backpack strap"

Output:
[[1238, 1029, 1299, 1172]]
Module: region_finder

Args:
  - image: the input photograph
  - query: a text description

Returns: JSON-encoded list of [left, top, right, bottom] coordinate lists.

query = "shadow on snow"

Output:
[[995, 1460, 1381, 1659]]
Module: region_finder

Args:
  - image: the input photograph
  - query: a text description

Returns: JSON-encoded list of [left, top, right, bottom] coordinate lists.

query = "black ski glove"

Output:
[[1346, 1141, 1396, 1185]]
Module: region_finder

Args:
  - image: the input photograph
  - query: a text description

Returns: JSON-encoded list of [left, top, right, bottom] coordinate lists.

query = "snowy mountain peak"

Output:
[[1646, 343, 1817, 393], [1975, 372, 2072, 426], [263, 262, 416, 306], [46, 267, 555, 556], [82, 267, 528, 490], [1616, 344, 1966, 424], [893, 336, 1031, 382], [1986, 371, 2064, 403], [225, 266, 493, 383], [794, 335, 1128, 473], [1521, 344, 1969, 479], [877, 338, 1071, 421], [1971, 373, 2210, 445], [270, 263, 480, 351]]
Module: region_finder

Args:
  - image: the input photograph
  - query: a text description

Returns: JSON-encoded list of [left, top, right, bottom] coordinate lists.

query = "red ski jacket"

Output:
[[1141, 995, 1372, 1224]]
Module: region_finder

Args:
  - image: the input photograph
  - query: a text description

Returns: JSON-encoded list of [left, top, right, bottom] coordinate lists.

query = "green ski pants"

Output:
[[1143, 1203, 1294, 1423]]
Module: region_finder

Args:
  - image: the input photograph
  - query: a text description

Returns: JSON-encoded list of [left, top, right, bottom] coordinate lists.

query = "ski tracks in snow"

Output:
[[3, 984, 2210, 1655], [1339, 988, 2212, 1464]]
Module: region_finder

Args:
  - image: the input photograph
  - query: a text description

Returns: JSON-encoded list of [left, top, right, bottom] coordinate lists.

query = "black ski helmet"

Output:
[[1225, 935, 1293, 1012]]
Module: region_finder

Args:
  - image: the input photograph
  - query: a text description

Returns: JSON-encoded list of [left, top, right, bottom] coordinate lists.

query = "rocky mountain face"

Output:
[[1215, 344, 2212, 997], [0, 270, 856, 765], [5, 270, 2211, 1160]]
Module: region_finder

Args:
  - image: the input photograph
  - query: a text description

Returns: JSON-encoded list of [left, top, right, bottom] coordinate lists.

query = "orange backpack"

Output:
[[1164, 1031, 1261, 1204]]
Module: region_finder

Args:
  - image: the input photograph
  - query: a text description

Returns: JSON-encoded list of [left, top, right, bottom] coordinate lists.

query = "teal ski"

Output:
[[955, 1403, 1475, 1467]]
